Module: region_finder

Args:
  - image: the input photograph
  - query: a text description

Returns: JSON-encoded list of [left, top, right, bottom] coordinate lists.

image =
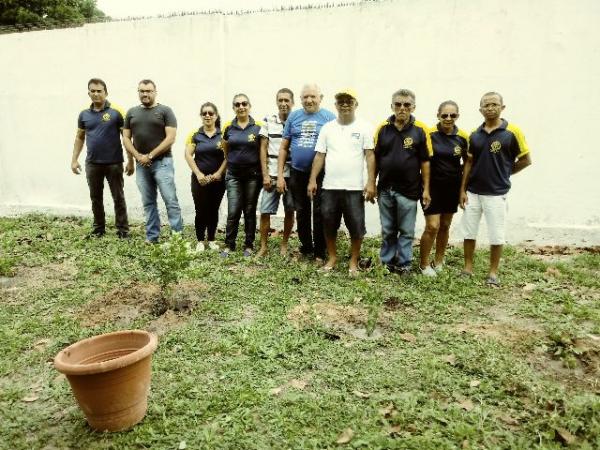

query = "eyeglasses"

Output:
[[233, 101, 249, 108], [336, 98, 354, 106], [201, 111, 215, 117], [138, 89, 155, 94], [393, 102, 413, 108], [440, 113, 458, 119]]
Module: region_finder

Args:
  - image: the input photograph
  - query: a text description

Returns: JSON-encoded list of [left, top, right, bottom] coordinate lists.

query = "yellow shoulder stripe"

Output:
[[414, 120, 433, 157], [185, 130, 196, 146], [373, 120, 389, 148], [506, 123, 530, 158], [255, 120, 264, 127], [111, 103, 126, 119]]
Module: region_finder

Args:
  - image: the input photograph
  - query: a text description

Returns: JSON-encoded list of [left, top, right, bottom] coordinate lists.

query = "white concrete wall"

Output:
[[1, 0, 599, 243]]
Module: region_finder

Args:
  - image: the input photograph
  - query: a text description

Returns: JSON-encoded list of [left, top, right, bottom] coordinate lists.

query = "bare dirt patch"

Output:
[[2, 260, 78, 303], [521, 245, 600, 262], [287, 301, 387, 339], [78, 280, 208, 332]]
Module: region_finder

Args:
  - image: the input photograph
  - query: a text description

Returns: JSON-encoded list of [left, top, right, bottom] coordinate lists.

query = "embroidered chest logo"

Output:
[[351, 132, 361, 140], [403, 137, 413, 149], [453, 145, 462, 156], [101, 113, 111, 122], [490, 140, 502, 153], [216, 140, 222, 150], [247, 133, 256, 142]]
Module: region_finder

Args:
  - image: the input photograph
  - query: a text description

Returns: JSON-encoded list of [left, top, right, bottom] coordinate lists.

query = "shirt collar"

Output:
[[89, 100, 111, 111], [232, 116, 256, 129], [477, 118, 507, 133], [436, 123, 458, 135], [387, 114, 415, 129]]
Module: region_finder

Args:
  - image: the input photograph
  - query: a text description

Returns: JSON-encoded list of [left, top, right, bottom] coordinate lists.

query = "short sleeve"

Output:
[[77, 111, 85, 130], [282, 114, 293, 140], [259, 117, 269, 138], [507, 124, 530, 158], [417, 126, 432, 161], [123, 109, 132, 130], [314, 124, 328, 154], [185, 131, 196, 146], [362, 122, 375, 150], [163, 106, 177, 128]]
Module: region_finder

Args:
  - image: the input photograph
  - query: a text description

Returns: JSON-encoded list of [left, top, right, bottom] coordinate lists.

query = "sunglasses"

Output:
[[336, 98, 354, 106], [201, 111, 215, 117], [233, 101, 249, 108], [440, 113, 458, 119], [393, 102, 412, 108]]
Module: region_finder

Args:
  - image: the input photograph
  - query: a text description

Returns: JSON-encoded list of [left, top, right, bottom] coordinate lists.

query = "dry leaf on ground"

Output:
[[269, 386, 284, 396], [379, 403, 396, 418], [178, 441, 187, 450], [498, 415, 519, 426], [289, 379, 308, 390], [443, 354, 456, 365], [352, 390, 370, 399], [399, 333, 417, 343], [469, 379, 481, 388], [22, 394, 39, 402], [545, 267, 561, 277], [555, 427, 577, 446], [335, 428, 354, 444], [457, 399, 474, 411], [522, 283, 537, 292], [32, 338, 51, 352]]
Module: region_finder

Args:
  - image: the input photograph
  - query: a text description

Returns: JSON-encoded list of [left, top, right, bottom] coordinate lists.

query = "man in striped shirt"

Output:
[[258, 88, 295, 256]]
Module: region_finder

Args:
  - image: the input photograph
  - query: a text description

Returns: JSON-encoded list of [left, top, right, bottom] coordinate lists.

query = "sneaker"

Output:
[[431, 261, 444, 273], [243, 248, 253, 257], [420, 265, 437, 277], [486, 275, 500, 286], [220, 250, 230, 258], [195, 242, 205, 253], [207, 241, 220, 251]]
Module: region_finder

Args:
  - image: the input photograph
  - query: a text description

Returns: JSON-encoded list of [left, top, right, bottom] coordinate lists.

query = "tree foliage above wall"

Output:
[[0, 0, 107, 27]]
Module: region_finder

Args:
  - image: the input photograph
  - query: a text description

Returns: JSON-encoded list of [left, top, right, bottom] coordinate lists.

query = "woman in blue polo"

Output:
[[184, 102, 226, 252], [221, 94, 263, 256], [419, 100, 469, 275]]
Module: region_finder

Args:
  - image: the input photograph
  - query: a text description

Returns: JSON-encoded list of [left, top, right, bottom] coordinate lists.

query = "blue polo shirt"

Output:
[[374, 115, 432, 200], [430, 124, 469, 182], [222, 117, 263, 172], [185, 128, 224, 174], [282, 108, 336, 172], [467, 119, 530, 195], [77, 100, 124, 164]]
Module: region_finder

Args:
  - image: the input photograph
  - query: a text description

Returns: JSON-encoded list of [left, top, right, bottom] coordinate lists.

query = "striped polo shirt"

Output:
[[259, 113, 290, 177]]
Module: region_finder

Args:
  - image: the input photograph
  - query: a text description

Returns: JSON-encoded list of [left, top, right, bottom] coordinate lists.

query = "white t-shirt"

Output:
[[314, 117, 374, 190]]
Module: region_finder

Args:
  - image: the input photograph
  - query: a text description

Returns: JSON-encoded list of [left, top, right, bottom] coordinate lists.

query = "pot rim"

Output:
[[54, 330, 158, 376]]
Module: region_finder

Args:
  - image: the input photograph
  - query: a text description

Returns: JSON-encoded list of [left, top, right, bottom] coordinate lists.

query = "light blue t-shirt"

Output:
[[282, 108, 336, 172]]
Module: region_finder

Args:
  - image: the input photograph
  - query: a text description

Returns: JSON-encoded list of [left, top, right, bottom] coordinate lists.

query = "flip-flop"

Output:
[[460, 270, 473, 278], [485, 276, 500, 286]]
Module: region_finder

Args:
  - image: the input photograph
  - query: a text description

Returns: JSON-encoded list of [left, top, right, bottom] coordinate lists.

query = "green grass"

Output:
[[0, 214, 599, 449]]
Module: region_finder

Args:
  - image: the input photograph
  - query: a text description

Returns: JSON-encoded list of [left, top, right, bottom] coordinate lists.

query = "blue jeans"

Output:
[[225, 168, 262, 250], [378, 188, 417, 267], [135, 157, 183, 241]]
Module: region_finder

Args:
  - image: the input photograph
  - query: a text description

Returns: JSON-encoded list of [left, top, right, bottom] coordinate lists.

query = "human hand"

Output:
[[125, 160, 134, 176], [459, 191, 468, 209], [422, 190, 431, 209], [307, 180, 317, 199], [364, 182, 376, 203], [263, 176, 272, 191], [277, 177, 287, 194], [71, 161, 81, 174]]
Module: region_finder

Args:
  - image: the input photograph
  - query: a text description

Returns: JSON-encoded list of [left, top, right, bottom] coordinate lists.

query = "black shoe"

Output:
[[84, 231, 105, 240]]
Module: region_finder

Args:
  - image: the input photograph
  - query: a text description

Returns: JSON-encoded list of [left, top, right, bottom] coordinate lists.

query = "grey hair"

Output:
[[301, 83, 322, 97], [392, 89, 415, 102]]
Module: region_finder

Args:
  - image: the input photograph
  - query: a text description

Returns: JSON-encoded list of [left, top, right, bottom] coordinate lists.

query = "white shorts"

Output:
[[460, 191, 507, 245]]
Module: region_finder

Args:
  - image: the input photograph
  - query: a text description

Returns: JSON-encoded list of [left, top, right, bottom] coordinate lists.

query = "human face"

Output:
[[138, 83, 156, 107], [232, 96, 250, 120], [200, 106, 217, 128], [335, 95, 357, 121], [88, 83, 107, 106], [479, 94, 504, 121], [301, 87, 322, 113], [438, 104, 459, 131], [391, 95, 415, 124], [276, 92, 293, 117]]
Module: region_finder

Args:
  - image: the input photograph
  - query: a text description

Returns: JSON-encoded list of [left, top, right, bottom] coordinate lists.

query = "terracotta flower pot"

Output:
[[54, 330, 158, 432]]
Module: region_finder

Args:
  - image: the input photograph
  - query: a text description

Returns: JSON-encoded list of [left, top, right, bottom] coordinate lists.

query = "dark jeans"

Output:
[[191, 175, 225, 241], [225, 168, 262, 250], [85, 162, 128, 235], [289, 167, 325, 258]]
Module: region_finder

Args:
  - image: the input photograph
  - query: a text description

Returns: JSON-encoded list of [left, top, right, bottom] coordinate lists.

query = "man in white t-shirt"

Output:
[[307, 89, 376, 275]]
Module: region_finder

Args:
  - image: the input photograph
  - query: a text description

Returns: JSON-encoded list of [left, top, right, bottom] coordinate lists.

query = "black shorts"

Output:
[[422, 178, 460, 216], [321, 190, 366, 239]]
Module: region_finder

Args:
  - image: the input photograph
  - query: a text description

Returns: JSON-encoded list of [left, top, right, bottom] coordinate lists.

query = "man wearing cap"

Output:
[[277, 83, 336, 260], [71, 78, 134, 239], [372, 89, 432, 274], [257, 88, 296, 257], [459, 91, 532, 286], [308, 89, 375, 274], [122, 79, 183, 243]]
